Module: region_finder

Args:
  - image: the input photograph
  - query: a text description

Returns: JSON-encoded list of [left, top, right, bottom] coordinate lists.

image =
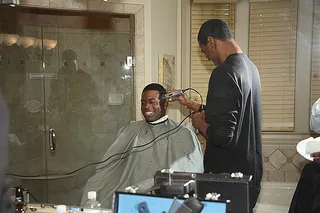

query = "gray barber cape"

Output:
[[81, 117, 204, 208]]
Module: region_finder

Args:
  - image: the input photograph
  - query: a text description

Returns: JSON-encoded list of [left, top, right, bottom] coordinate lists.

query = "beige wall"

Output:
[[107, 0, 180, 120], [126, 0, 179, 120], [151, 0, 180, 120], [120, 0, 180, 121], [150, 0, 178, 82]]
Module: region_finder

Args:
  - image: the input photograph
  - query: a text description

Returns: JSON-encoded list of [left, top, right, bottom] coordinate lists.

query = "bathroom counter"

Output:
[[25, 204, 112, 213]]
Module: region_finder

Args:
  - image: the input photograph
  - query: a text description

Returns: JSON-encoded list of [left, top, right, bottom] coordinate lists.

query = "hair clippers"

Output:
[[161, 89, 185, 102]]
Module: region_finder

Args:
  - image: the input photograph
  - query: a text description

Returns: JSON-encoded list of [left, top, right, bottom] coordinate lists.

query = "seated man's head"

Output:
[[141, 83, 168, 122]]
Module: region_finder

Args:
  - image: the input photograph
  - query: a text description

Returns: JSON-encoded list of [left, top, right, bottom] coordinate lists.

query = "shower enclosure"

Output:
[[0, 5, 135, 205]]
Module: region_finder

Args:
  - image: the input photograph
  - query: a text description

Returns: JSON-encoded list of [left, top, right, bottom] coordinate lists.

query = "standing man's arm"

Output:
[[178, 73, 240, 148]]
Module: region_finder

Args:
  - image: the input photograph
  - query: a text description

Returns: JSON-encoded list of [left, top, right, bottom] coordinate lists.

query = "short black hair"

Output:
[[197, 19, 233, 45], [142, 83, 167, 98]]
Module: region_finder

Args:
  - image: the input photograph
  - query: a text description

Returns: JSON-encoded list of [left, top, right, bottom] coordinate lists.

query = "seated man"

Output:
[[81, 83, 204, 208], [288, 98, 320, 213]]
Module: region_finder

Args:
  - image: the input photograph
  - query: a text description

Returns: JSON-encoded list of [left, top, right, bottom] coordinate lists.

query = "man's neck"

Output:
[[220, 39, 243, 64]]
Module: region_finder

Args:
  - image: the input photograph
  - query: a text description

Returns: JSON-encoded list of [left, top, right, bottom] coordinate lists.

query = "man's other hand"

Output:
[[311, 151, 320, 164], [192, 111, 206, 130]]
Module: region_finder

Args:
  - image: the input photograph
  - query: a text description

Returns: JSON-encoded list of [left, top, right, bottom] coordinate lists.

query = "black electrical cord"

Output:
[[183, 88, 203, 105], [14, 186, 40, 204], [94, 112, 195, 173], [183, 88, 207, 140], [141, 185, 161, 194], [7, 88, 204, 178], [8, 112, 194, 178], [27, 190, 39, 203]]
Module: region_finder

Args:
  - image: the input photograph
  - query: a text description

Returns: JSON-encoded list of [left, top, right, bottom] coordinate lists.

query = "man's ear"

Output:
[[164, 101, 168, 110], [207, 36, 216, 50]]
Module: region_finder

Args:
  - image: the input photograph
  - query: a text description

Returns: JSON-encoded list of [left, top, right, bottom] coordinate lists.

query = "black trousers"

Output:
[[288, 163, 320, 213]]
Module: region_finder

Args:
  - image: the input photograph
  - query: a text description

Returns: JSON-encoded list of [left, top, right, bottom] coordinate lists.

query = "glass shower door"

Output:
[[0, 22, 48, 202], [2, 6, 134, 206], [43, 24, 99, 205], [43, 15, 134, 205]]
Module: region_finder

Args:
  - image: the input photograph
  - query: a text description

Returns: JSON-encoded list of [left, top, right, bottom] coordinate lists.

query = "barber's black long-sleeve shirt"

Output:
[[203, 53, 263, 208]]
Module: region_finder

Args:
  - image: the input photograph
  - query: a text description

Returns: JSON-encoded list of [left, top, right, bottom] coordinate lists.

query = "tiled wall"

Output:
[[197, 134, 310, 182], [262, 144, 309, 182]]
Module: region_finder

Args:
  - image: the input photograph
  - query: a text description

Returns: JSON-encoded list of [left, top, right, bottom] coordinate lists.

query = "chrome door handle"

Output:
[[49, 128, 56, 152]]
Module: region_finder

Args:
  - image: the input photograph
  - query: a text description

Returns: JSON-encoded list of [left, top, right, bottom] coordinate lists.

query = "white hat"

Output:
[[310, 98, 320, 133]]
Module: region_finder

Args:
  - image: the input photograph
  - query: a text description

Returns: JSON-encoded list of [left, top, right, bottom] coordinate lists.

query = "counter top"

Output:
[[25, 204, 111, 213]]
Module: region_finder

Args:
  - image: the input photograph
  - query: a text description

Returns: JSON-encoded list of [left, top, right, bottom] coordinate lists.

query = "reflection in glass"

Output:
[[1, 7, 134, 205]]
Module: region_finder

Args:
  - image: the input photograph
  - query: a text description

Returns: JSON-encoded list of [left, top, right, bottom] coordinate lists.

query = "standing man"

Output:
[[175, 19, 263, 210]]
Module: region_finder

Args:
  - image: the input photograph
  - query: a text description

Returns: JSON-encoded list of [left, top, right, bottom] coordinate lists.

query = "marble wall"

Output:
[[262, 144, 308, 182], [197, 134, 310, 182]]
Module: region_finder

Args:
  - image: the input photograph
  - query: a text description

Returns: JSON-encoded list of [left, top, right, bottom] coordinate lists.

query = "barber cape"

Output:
[[81, 116, 204, 208]]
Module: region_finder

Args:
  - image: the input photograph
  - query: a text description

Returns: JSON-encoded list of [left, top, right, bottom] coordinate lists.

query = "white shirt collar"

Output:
[[148, 115, 168, 124]]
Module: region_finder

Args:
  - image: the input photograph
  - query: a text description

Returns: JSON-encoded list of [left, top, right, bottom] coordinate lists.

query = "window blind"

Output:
[[193, 0, 238, 3], [190, 3, 235, 103], [311, 0, 320, 107], [249, 0, 297, 131]]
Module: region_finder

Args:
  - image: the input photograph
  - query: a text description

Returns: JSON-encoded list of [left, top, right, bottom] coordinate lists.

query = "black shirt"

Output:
[[203, 53, 263, 208]]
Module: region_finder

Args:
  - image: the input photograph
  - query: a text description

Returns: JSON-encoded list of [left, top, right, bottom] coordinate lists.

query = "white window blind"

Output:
[[190, 3, 235, 103], [249, 0, 297, 131], [193, 0, 238, 3], [311, 0, 320, 107]]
